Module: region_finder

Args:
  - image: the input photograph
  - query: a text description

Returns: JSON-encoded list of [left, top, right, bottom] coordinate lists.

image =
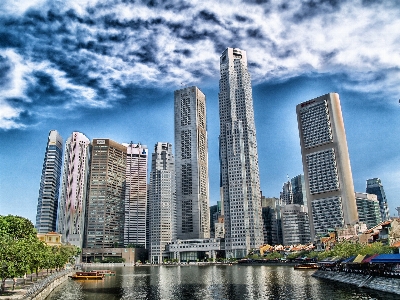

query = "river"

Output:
[[46, 265, 397, 300]]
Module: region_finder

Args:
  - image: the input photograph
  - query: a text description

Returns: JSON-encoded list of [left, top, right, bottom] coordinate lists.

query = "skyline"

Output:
[[1, 0, 399, 224]]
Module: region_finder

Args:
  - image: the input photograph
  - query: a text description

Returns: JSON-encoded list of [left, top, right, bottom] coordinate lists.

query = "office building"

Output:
[[35, 130, 63, 233], [219, 47, 264, 257], [84, 139, 126, 248], [291, 174, 308, 207], [366, 178, 390, 221], [149, 142, 176, 264], [58, 132, 90, 248], [296, 93, 358, 240], [261, 196, 282, 246], [355, 192, 382, 229], [280, 180, 293, 205], [281, 204, 311, 246], [123, 142, 148, 247], [174, 86, 210, 240]]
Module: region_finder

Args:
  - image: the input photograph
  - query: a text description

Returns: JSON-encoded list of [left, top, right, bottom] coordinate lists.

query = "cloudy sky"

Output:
[[1, 0, 399, 223]]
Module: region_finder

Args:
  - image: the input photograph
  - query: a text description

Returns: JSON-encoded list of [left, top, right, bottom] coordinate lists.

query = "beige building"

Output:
[[37, 232, 62, 247], [296, 93, 358, 240]]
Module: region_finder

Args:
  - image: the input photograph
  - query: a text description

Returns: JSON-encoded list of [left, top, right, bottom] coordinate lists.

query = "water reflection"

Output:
[[47, 265, 397, 300]]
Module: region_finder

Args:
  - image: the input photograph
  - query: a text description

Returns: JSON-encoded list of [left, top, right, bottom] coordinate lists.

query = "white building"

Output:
[[123, 143, 148, 247], [58, 132, 90, 248], [149, 142, 176, 264], [296, 93, 358, 240], [166, 239, 221, 262], [219, 48, 264, 258], [174, 86, 210, 240], [280, 180, 293, 205], [36, 130, 63, 233], [355, 192, 382, 229]]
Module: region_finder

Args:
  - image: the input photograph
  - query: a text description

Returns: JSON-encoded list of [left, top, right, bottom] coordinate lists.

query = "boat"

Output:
[[294, 263, 318, 270], [93, 270, 116, 276], [69, 271, 104, 280]]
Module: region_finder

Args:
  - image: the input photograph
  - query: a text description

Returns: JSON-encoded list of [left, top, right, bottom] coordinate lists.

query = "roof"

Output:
[[341, 256, 356, 264], [352, 254, 366, 263], [392, 241, 400, 247], [361, 254, 379, 263], [371, 254, 400, 263]]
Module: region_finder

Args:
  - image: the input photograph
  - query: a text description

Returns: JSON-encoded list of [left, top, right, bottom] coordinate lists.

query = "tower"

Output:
[[58, 132, 90, 248], [366, 178, 390, 221], [296, 93, 358, 240], [35, 130, 63, 233], [84, 139, 126, 248], [219, 48, 264, 258], [149, 142, 176, 264], [123, 142, 148, 247], [174, 86, 210, 240]]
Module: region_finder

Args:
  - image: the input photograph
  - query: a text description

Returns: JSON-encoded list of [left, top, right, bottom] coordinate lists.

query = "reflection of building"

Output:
[[149, 142, 176, 264], [281, 204, 311, 245], [219, 48, 264, 258], [36, 130, 63, 233], [123, 143, 148, 247], [84, 139, 126, 248], [355, 192, 382, 229], [296, 93, 358, 240], [58, 132, 90, 248], [366, 178, 390, 221], [174, 86, 210, 240], [37, 232, 62, 247]]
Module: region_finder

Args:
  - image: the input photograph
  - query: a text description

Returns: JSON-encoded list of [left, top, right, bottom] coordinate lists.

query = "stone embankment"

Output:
[[313, 270, 400, 295]]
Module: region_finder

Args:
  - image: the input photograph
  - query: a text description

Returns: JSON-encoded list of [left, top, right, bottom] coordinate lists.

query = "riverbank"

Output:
[[312, 270, 400, 295]]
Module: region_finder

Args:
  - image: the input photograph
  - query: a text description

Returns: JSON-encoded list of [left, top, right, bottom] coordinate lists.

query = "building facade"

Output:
[[281, 204, 311, 246], [219, 48, 264, 257], [149, 142, 176, 264], [296, 93, 358, 240], [261, 197, 282, 246], [174, 86, 210, 240], [58, 132, 90, 248], [84, 139, 126, 248], [366, 178, 390, 221], [291, 174, 307, 207], [35, 130, 63, 233], [280, 180, 293, 205], [123, 143, 148, 247], [355, 192, 382, 229]]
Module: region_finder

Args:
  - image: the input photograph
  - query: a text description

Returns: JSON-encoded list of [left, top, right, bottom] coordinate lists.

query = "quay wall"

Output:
[[312, 270, 400, 295], [24, 270, 73, 300]]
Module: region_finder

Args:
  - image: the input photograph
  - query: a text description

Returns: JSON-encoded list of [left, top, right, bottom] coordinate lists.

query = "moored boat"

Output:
[[93, 270, 116, 276], [69, 271, 104, 280], [294, 263, 318, 270]]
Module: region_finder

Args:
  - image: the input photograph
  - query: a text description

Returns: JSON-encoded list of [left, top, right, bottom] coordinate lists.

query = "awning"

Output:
[[352, 254, 366, 263], [371, 254, 400, 263], [341, 255, 356, 264], [361, 254, 379, 263]]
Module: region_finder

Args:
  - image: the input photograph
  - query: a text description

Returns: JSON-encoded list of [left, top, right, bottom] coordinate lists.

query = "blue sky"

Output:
[[0, 0, 399, 223]]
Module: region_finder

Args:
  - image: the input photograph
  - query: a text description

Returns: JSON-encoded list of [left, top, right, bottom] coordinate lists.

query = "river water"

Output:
[[46, 265, 396, 300]]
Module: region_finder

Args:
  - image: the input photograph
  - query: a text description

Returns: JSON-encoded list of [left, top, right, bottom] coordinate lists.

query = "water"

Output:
[[47, 265, 396, 300]]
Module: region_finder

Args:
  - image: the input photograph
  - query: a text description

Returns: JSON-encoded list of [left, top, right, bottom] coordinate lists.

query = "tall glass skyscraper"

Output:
[[149, 142, 176, 264], [35, 130, 63, 233], [366, 178, 390, 221], [296, 93, 358, 240], [219, 48, 263, 258], [123, 142, 148, 247], [58, 132, 90, 248], [174, 86, 210, 240]]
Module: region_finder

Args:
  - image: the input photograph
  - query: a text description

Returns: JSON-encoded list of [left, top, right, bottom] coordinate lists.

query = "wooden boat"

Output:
[[93, 270, 116, 276], [69, 271, 104, 280], [294, 263, 318, 270]]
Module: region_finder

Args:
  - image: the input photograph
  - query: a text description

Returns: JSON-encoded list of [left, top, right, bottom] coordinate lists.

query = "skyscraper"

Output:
[[296, 93, 358, 240], [281, 204, 311, 246], [219, 48, 264, 258], [149, 142, 176, 264], [123, 142, 148, 247], [291, 174, 308, 207], [366, 178, 390, 221], [280, 180, 293, 205], [58, 132, 90, 248], [84, 139, 126, 248], [174, 86, 210, 240], [35, 130, 63, 233], [355, 192, 382, 229]]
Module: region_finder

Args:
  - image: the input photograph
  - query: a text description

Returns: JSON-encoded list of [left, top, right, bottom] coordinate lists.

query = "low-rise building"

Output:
[[37, 232, 62, 247], [166, 239, 222, 262]]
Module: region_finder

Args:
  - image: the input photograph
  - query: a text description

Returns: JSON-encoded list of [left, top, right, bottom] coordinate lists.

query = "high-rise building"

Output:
[[355, 192, 382, 229], [35, 130, 63, 233], [366, 178, 390, 221], [296, 93, 358, 240], [123, 143, 148, 247], [280, 180, 293, 205], [281, 204, 311, 246], [261, 196, 282, 246], [84, 139, 126, 248], [149, 142, 176, 264], [219, 48, 264, 258], [291, 174, 308, 207], [174, 86, 210, 240], [58, 132, 90, 248]]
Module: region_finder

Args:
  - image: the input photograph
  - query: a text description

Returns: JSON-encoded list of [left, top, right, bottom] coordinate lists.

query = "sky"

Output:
[[0, 0, 399, 224]]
